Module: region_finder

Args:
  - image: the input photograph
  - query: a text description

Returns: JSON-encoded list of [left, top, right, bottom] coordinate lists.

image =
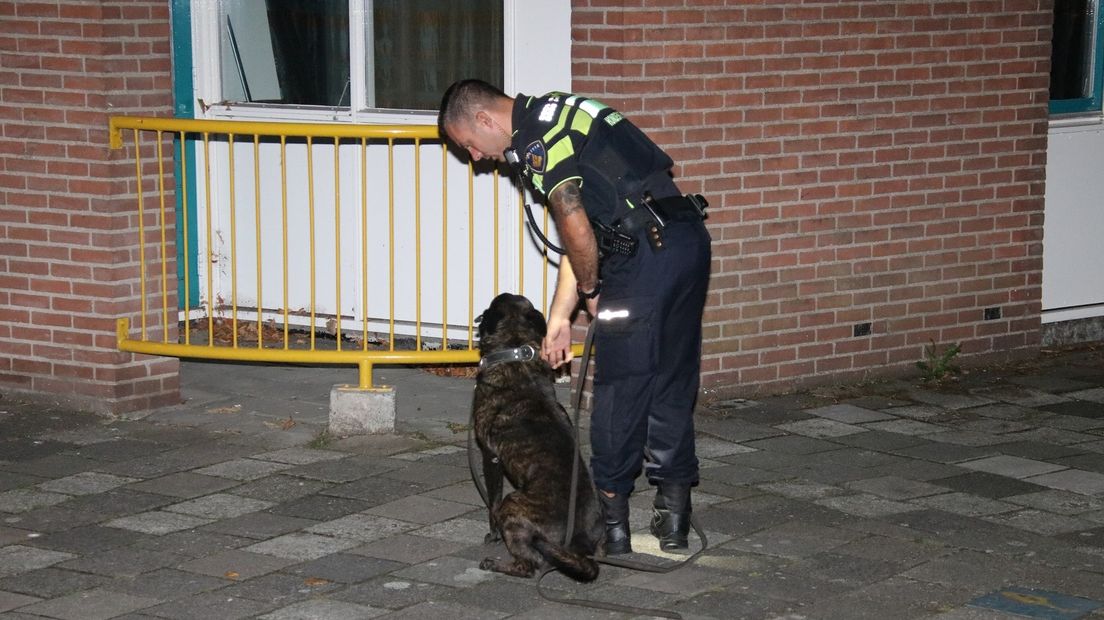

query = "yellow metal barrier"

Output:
[[109, 116, 571, 388]]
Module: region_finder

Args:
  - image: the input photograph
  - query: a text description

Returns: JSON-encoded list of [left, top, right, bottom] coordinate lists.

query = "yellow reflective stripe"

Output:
[[545, 138, 574, 175], [571, 112, 593, 135]]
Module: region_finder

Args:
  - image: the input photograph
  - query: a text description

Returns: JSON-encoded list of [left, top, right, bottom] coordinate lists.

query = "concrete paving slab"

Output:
[[724, 520, 859, 559], [1004, 489, 1104, 515], [363, 495, 476, 525], [284, 553, 404, 585], [245, 532, 362, 561], [0, 545, 74, 578], [36, 472, 139, 496], [814, 493, 922, 518], [911, 492, 1020, 517], [259, 598, 388, 620], [0, 567, 112, 599], [806, 403, 897, 423], [958, 455, 1069, 479], [251, 447, 348, 465], [305, 513, 418, 543], [17, 587, 161, 620], [411, 518, 490, 546], [369, 600, 509, 620], [776, 418, 869, 438], [55, 546, 187, 578], [931, 471, 1051, 499], [176, 548, 295, 580], [129, 530, 251, 558], [267, 494, 373, 521], [391, 556, 496, 589], [106, 567, 228, 601], [0, 589, 39, 613], [142, 590, 278, 620], [328, 575, 456, 610], [191, 458, 296, 481], [164, 493, 275, 520], [229, 475, 330, 503], [346, 534, 468, 565], [104, 511, 214, 535], [198, 511, 317, 540], [0, 488, 69, 513], [1026, 469, 1104, 496], [984, 509, 1096, 536], [845, 475, 950, 500]]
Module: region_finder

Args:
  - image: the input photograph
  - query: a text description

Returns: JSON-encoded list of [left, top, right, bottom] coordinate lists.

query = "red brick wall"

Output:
[[572, 0, 1050, 394], [0, 0, 179, 414]]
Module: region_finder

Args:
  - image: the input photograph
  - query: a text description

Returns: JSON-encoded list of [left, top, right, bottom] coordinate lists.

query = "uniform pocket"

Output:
[[593, 295, 657, 381]]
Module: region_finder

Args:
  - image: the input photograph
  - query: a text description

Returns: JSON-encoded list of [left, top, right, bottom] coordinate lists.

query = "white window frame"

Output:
[[191, 0, 527, 125]]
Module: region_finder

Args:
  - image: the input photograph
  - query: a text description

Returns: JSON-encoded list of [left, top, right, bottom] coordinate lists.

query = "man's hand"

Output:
[[542, 316, 574, 369]]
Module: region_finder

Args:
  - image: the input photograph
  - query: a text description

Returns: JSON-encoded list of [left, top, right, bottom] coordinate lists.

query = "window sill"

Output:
[[1048, 113, 1104, 130]]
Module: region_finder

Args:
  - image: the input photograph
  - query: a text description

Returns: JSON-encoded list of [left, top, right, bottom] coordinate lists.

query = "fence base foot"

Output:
[[329, 384, 395, 435]]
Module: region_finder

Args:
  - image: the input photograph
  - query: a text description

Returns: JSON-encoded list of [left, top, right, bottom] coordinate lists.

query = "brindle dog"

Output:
[[472, 293, 603, 582]]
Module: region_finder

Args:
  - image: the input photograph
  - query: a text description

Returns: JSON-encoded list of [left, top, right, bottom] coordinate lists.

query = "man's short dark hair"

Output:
[[438, 79, 508, 136]]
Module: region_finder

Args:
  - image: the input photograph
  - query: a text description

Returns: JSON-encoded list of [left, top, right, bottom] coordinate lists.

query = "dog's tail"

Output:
[[533, 536, 599, 582]]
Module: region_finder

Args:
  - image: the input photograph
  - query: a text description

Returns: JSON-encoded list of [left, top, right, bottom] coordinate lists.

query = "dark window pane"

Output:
[[265, 0, 351, 106], [1051, 0, 1094, 100], [372, 0, 503, 111]]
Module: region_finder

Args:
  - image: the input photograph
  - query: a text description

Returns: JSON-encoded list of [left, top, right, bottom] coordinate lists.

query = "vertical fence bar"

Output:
[[517, 190, 525, 296], [203, 132, 214, 345], [467, 161, 475, 349], [280, 135, 289, 350], [361, 137, 369, 351], [307, 136, 317, 350], [493, 169, 500, 296], [334, 138, 342, 349], [440, 142, 448, 346], [133, 129, 147, 340], [156, 130, 170, 342], [414, 138, 422, 351], [180, 130, 191, 345], [387, 139, 395, 351], [253, 134, 263, 349], [228, 133, 239, 349]]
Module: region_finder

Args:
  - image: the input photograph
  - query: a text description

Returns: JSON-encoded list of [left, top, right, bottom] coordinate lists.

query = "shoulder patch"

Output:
[[524, 141, 547, 173]]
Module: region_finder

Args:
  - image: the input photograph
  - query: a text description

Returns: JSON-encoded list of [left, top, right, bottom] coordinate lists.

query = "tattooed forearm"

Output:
[[549, 181, 584, 219], [547, 180, 600, 292]]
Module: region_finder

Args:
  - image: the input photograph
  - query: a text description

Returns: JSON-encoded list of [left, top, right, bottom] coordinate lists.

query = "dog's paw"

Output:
[[479, 557, 498, 571], [484, 531, 502, 544]]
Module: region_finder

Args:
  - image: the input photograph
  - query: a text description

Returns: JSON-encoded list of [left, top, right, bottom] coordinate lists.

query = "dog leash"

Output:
[[534, 319, 709, 620], [465, 319, 707, 619]]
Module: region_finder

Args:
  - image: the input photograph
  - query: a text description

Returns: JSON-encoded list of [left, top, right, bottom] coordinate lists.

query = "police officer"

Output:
[[439, 79, 710, 554]]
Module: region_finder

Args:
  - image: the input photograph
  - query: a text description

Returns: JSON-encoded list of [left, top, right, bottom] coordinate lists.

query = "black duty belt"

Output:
[[594, 193, 708, 256]]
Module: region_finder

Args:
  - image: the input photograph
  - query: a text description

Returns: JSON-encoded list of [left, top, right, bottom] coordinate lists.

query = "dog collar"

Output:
[[479, 344, 538, 370]]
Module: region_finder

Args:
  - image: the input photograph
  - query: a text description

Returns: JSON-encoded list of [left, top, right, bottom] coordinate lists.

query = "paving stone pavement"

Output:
[[1, 348, 1104, 618]]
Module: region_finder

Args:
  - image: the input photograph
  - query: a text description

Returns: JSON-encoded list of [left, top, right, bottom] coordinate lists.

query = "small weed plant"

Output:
[[917, 340, 962, 383]]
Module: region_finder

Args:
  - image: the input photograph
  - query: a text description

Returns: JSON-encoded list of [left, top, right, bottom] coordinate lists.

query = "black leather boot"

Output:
[[650, 483, 691, 551], [597, 491, 632, 555]]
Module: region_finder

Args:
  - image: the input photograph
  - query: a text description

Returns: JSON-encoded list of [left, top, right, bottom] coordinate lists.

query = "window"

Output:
[[218, 0, 503, 113], [1050, 0, 1104, 115]]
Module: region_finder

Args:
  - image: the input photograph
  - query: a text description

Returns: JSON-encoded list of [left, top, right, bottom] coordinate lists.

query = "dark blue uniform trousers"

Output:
[[590, 219, 711, 496]]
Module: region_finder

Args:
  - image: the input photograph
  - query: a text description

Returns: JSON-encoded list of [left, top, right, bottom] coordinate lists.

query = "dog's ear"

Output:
[[526, 307, 547, 338], [478, 308, 502, 343]]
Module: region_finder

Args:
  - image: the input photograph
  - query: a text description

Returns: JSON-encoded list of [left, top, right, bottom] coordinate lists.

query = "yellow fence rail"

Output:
[[109, 116, 568, 388]]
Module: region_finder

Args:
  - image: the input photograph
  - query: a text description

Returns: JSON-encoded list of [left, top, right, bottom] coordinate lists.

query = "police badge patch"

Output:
[[524, 141, 546, 173]]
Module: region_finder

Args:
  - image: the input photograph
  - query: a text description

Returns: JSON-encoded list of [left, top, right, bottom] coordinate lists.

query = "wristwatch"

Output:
[[576, 281, 601, 300]]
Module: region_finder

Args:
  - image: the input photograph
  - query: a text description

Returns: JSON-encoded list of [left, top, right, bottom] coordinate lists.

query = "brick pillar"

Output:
[[0, 1, 180, 414]]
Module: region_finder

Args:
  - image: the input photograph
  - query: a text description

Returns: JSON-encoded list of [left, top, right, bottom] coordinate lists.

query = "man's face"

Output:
[[446, 115, 508, 163]]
